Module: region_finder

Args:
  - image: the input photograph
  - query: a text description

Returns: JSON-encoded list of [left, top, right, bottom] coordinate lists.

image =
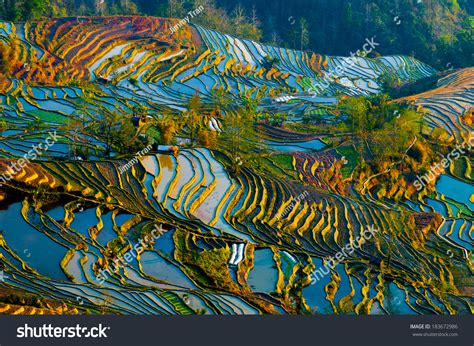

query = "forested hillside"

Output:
[[215, 0, 474, 70]]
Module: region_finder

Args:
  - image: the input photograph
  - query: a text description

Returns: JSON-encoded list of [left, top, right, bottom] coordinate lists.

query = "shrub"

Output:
[[0, 118, 7, 131]]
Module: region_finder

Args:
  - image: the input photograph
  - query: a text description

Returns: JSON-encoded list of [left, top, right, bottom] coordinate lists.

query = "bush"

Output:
[[0, 118, 7, 131]]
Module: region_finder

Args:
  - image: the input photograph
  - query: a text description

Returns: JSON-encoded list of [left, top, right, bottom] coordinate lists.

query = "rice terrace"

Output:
[[0, 0, 472, 317]]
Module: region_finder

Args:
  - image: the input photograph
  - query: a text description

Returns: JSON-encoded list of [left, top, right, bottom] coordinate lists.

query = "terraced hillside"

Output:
[[0, 17, 472, 315], [400, 68, 474, 142], [0, 17, 435, 114]]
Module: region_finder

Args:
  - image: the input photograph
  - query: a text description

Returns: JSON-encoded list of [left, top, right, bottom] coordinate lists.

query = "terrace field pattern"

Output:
[[0, 16, 472, 316]]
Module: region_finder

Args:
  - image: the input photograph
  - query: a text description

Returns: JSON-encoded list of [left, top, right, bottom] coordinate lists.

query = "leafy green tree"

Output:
[[156, 112, 179, 145], [22, 0, 49, 20], [220, 107, 258, 165], [168, 0, 185, 18], [183, 93, 203, 145], [341, 96, 369, 140], [94, 110, 139, 157], [210, 89, 232, 113], [241, 95, 260, 120]]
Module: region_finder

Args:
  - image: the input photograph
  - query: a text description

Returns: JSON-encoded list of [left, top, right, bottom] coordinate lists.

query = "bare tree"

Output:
[[299, 18, 309, 51], [232, 4, 246, 35], [251, 5, 260, 28]]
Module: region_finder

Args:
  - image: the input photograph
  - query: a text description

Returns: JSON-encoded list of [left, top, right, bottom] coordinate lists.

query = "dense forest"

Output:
[[0, 0, 472, 69]]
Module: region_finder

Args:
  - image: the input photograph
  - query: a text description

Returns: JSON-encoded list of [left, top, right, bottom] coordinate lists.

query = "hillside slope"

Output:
[[0, 17, 436, 112], [0, 17, 472, 316], [399, 68, 474, 142]]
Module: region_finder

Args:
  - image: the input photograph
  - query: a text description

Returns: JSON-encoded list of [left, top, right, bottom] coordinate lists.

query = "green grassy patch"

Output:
[[285, 122, 337, 134], [263, 154, 297, 180], [28, 110, 68, 124], [336, 145, 359, 178], [146, 126, 161, 141], [270, 154, 293, 170]]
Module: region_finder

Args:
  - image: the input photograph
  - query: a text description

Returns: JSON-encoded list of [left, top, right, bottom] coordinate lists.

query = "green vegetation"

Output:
[[2, 1, 470, 69], [0, 6, 471, 317], [94, 109, 143, 156], [0, 117, 7, 131], [0, 0, 137, 20], [336, 145, 359, 179], [29, 110, 68, 124], [338, 94, 422, 161]]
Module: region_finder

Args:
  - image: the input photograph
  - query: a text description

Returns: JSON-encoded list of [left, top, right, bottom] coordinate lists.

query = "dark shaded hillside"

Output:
[[212, 0, 473, 70]]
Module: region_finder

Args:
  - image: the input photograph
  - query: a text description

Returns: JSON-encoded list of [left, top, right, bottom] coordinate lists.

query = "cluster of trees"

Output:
[[213, 0, 473, 69], [151, 90, 263, 173], [95, 109, 144, 157], [0, 0, 37, 21], [61, 92, 225, 159], [61, 95, 144, 159], [339, 94, 422, 162], [0, 0, 262, 41], [161, 0, 262, 41], [0, 0, 138, 21], [336, 93, 445, 198], [1, 0, 65, 21], [152, 93, 217, 147]]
